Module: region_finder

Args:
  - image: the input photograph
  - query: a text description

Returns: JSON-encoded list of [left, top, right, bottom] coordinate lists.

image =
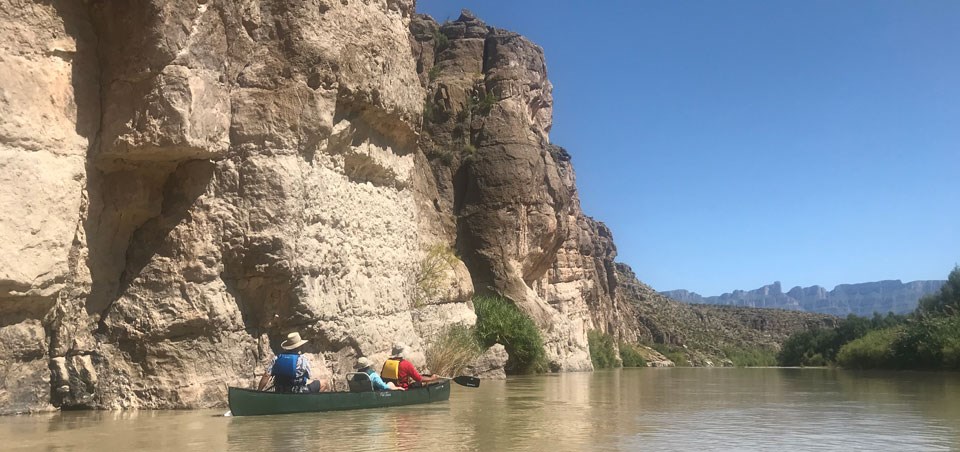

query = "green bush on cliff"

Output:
[[428, 65, 441, 82], [425, 147, 454, 166], [433, 29, 450, 53], [473, 295, 547, 374], [588, 330, 618, 369], [423, 99, 436, 123], [476, 92, 497, 115], [618, 342, 647, 367]]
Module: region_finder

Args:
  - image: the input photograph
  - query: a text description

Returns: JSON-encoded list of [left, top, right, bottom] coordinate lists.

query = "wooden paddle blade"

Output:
[[452, 376, 480, 387]]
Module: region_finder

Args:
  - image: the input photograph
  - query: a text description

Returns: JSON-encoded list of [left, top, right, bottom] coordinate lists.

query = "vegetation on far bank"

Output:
[[588, 330, 649, 369], [778, 266, 960, 370], [722, 346, 778, 367], [588, 330, 617, 368], [619, 341, 648, 367]]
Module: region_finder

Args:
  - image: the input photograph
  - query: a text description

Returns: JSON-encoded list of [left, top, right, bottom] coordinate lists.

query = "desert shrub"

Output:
[[457, 91, 497, 126], [836, 327, 900, 369], [412, 244, 458, 308], [803, 352, 827, 366], [455, 106, 470, 124], [618, 342, 647, 367], [425, 324, 484, 377], [777, 313, 907, 366], [428, 65, 441, 82], [476, 92, 496, 115], [917, 266, 960, 316], [425, 147, 454, 166], [473, 295, 547, 374], [723, 346, 777, 367], [650, 343, 689, 367], [777, 329, 834, 366], [588, 330, 617, 369], [433, 29, 450, 53], [892, 315, 960, 370], [423, 99, 436, 123]]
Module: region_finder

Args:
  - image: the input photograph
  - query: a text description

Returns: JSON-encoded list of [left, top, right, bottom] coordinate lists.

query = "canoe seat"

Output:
[[346, 372, 374, 393]]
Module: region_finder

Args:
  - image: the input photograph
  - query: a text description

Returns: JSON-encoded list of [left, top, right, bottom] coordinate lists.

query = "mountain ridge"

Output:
[[662, 279, 946, 316]]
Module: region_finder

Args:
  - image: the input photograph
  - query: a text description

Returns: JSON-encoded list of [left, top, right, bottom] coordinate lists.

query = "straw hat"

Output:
[[355, 357, 373, 370], [281, 332, 308, 350]]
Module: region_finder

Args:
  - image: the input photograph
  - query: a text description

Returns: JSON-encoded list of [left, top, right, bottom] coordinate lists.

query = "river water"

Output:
[[5, 368, 959, 451]]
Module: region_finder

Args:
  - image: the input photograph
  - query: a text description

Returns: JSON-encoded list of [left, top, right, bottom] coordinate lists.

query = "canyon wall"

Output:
[[0, 3, 828, 414], [0, 0, 479, 414]]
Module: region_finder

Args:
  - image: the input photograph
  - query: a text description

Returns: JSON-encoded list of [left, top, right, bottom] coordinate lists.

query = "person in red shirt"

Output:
[[381, 343, 439, 389]]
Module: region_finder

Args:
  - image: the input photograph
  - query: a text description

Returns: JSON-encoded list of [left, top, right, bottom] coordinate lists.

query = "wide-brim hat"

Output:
[[281, 332, 308, 350], [391, 343, 408, 358], [355, 357, 372, 370]]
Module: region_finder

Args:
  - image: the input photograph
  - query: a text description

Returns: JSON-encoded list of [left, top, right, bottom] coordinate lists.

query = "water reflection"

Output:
[[4, 369, 959, 451]]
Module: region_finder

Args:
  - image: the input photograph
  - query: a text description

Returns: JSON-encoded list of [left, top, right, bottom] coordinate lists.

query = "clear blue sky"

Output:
[[418, 0, 960, 295]]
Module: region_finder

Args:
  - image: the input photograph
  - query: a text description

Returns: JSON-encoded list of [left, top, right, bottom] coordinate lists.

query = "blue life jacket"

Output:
[[272, 353, 306, 388]]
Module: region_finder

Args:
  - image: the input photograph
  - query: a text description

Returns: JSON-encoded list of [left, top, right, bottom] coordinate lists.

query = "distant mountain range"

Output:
[[661, 280, 946, 316]]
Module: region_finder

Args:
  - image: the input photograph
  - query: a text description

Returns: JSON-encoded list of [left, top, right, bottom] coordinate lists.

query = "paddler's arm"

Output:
[[257, 374, 271, 391]]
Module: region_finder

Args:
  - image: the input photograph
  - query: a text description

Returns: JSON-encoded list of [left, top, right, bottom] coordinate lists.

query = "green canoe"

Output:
[[228, 378, 451, 416]]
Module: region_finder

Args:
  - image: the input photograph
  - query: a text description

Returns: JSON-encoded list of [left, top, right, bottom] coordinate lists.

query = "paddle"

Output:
[[434, 375, 480, 388]]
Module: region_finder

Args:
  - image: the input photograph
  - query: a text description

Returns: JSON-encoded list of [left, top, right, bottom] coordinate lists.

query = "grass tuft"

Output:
[[425, 324, 484, 377], [412, 244, 459, 308]]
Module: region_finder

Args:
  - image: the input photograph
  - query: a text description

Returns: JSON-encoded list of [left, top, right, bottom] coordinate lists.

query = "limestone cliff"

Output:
[[412, 11, 593, 371], [0, 0, 478, 414], [0, 2, 829, 414]]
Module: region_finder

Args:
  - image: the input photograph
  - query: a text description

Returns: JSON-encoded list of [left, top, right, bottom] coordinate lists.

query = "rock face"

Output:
[[412, 12, 591, 371], [0, 3, 836, 414], [662, 280, 946, 316], [0, 0, 478, 414], [465, 343, 508, 380]]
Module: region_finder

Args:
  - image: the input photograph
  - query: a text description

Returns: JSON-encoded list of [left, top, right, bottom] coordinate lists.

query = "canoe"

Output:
[[227, 379, 451, 416]]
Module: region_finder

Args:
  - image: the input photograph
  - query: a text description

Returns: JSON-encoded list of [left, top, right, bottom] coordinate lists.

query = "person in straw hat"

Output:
[[257, 332, 330, 393], [381, 342, 439, 389], [354, 357, 404, 391]]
